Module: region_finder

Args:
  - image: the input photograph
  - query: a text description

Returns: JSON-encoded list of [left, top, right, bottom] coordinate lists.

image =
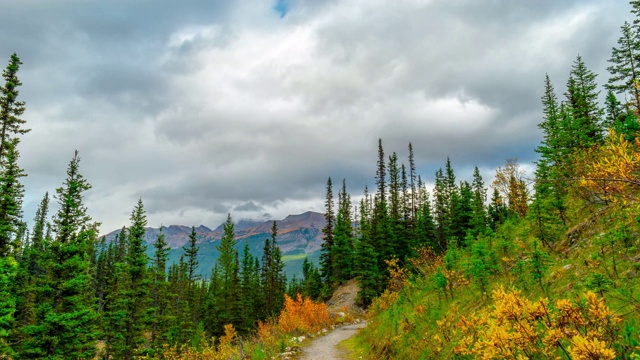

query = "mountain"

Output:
[[103, 211, 326, 278]]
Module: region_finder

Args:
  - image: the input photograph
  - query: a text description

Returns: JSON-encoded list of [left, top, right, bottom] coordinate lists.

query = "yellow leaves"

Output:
[[444, 287, 618, 359], [575, 130, 640, 205], [570, 335, 616, 360], [385, 257, 408, 291], [492, 158, 529, 217]]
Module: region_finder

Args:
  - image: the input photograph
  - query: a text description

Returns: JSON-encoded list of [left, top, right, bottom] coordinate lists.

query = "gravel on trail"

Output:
[[298, 322, 367, 360]]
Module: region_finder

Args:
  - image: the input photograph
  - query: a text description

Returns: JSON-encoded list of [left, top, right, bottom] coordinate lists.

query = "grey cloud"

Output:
[[234, 201, 264, 212], [2, 0, 633, 232]]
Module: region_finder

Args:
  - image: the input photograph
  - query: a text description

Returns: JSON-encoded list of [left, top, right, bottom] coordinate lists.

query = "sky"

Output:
[[0, 0, 632, 233]]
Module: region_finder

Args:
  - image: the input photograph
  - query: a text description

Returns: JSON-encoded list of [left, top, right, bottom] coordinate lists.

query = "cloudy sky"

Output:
[[0, 0, 632, 233]]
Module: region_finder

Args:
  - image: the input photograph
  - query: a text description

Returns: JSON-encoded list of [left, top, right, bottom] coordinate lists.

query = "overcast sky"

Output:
[[0, 0, 632, 233]]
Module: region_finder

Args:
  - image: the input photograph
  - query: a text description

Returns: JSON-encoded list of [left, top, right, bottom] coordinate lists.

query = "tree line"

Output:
[[2, 0, 640, 357], [0, 54, 287, 358]]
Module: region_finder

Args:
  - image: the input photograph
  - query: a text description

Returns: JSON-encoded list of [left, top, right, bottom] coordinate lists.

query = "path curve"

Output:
[[299, 322, 367, 360]]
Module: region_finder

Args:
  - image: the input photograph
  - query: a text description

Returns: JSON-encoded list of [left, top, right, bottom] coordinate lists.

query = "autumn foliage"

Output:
[[444, 287, 620, 359], [146, 294, 336, 359], [278, 293, 332, 334], [575, 130, 640, 205]]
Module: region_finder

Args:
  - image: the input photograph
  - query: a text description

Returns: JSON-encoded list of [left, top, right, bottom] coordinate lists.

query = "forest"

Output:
[[2, 1, 640, 359]]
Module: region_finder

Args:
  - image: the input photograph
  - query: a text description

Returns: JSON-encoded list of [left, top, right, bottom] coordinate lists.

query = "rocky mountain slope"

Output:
[[103, 211, 326, 277]]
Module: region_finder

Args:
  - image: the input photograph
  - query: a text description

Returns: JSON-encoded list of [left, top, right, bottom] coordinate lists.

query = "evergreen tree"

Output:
[[488, 188, 508, 230], [149, 226, 171, 351], [24, 151, 98, 359], [12, 193, 49, 351], [320, 177, 335, 285], [123, 199, 150, 359], [0, 140, 24, 356], [0, 53, 29, 159], [354, 194, 379, 306], [565, 55, 605, 147], [415, 179, 437, 250], [433, 168, 449, 252], [183, 226, 201, 338], [470, 166, 487, 235], [408, 143, 417, 220], [184, 226, 200, 283], [607, 21, 640, 112], [332, 179, 354, 283], [215, 214, 242, 332], [240, 243, 261, 331], [450, 181, 473, 247], [0, 140, 25, 256], [261, 221, 286, 319]]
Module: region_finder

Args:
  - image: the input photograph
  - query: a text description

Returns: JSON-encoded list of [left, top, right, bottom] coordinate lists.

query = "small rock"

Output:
[[562, 264, 573, 271]]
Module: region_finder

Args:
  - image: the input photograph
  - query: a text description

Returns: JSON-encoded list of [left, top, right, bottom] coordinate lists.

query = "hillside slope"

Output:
[[353, 203, 640, 359]]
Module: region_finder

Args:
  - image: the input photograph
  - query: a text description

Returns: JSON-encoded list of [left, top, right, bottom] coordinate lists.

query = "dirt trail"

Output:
[[299, 322, 367, 360]]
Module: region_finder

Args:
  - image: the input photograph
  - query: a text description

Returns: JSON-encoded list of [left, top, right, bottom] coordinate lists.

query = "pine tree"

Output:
[[607, 21, 640, 112], [13, 193, 49, 349], [387, 152, 405, 259], [408, 143, 417, 220], [488, 188, 508, 230], [433, 168, 449, 252], [0, 140, 25, 256], [150, 226, 172, 351], [184, 226, 199, 283], [320, 177, 335, 285], [182, 226, 202, 342], [354, 193, 379, 306], [216, 214, 242, 332], [332, 179, 354, 283], [470, 166, 487, 236], [261, 221, 285, 319], [565, 55, 605, 147], [451, 181, 473, 247], [123, 199, 150, 359], [415, 179, 437, 250], [0, 140, 24, 355], [240, 243, 259, 331], [0, 53, 29, 159], [24, 151, 98, 359]]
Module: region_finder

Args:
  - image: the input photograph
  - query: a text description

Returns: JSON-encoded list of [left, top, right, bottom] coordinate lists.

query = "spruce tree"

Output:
[[261, 221, 285, 319], [0, 53, 29, 159], [122, 199, 150, 359], [332, 179, 354, 283], [13, 193, 49, 350], [565, 55, 605, 147], [24, 151, 98, 359], [150, 227, 171, 351], [607, 21, 640, 112], [320, 177, 335, 285], [470, 166, 487, 236], [415, 179, 437, 250], [215, 214, 242, 332], [433, 168, 449, 252]]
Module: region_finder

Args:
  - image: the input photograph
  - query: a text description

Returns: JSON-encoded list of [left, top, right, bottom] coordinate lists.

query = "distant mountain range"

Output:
[[104, 211, 326, 278]]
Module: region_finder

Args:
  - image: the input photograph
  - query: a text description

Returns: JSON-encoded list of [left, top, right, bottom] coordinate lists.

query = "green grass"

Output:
[[353, 204, 640, 359], [281, 253, 310, 262]]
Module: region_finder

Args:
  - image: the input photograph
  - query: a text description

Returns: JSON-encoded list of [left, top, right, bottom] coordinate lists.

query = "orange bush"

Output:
[[278, 293, 331, 334]]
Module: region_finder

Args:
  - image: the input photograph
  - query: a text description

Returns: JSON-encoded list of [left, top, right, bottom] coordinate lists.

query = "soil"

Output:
[[326, 279, 364, 316]]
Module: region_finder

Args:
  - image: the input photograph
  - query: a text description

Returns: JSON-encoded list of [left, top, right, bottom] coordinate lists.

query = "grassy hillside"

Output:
[[352, 192, 640, 358]]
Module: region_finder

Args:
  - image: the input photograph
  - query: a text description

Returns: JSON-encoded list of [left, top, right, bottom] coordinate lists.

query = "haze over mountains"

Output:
[[104, 211, 327, 277]]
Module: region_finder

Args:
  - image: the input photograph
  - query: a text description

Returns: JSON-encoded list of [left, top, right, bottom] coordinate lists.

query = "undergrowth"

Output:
[[354, 203, 640, 359]]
